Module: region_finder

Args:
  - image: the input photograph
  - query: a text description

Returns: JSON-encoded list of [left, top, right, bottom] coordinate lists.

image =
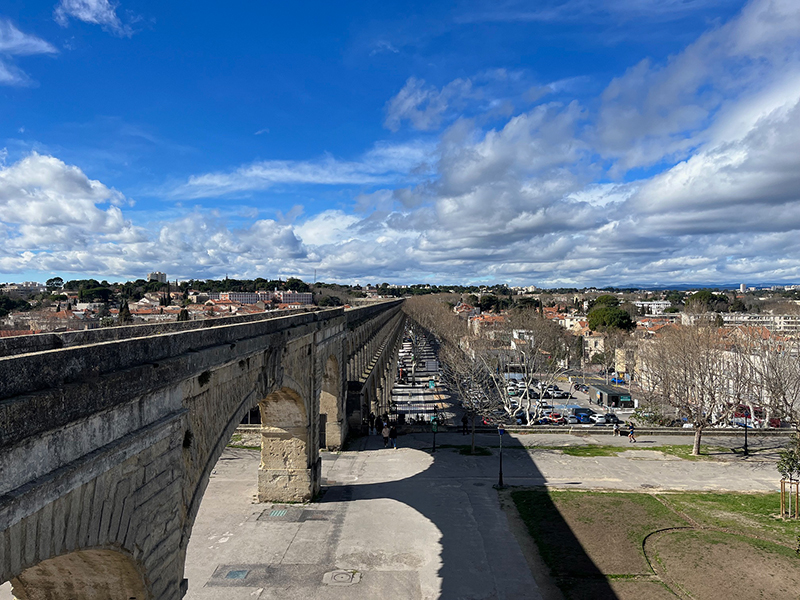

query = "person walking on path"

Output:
[[369, 412, 376, 435], [461, 414, 469, 435], [381, 424, 390, 448], [628, 423, 636, 443], [389, 425, 398, 449]]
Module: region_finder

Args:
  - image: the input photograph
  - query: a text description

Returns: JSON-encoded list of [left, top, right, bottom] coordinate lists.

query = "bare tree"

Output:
[[638, 324, 737, 455], [738, 331, 800, 429]]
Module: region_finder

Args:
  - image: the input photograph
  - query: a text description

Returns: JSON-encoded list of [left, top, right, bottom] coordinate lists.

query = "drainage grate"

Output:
[[322, 570, 362, 586], [269, 509, 288, 517], [225, 570, 249, 580]]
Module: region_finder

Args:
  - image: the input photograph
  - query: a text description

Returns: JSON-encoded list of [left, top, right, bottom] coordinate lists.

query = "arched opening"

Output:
[[319, 355, 342, 450], [9, 548, 149, 600], [257, 387, 319, 502]]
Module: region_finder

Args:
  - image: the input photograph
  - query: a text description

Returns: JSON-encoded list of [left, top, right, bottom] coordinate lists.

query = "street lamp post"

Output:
[[495, 425, 505, 489], [432, 405, 438, 453]]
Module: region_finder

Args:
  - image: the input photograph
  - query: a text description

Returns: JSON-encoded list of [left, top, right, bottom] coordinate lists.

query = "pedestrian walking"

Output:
[[389, 425, 398, 449], [628, 423, 636, 443], [613, 423, 620, 437], [369, 412, 376, 435], [461, 414, 469, 435], [381, 424, 390, 448]]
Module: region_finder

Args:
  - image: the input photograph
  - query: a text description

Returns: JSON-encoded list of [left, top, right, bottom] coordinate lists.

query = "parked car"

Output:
[[567, 415, 580, 424], [610, 377, 625, 384], [603, 414, 623, 424], [589, 414, 607, 425]]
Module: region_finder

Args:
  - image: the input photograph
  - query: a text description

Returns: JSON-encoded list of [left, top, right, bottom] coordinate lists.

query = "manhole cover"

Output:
[[322, 570, 362, 586], [225, 570, 249, 580]]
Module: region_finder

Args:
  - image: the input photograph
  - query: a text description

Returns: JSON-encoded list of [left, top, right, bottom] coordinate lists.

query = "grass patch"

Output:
[[559, 445, 622, 457], [648, 444, 728, 461], [657, 492, 794, 546], [509, 489, 796, 600], [439, 444, 492, 456]]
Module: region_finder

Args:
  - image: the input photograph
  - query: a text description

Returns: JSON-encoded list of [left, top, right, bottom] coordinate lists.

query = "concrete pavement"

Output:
[[180, 430, 786, 600]]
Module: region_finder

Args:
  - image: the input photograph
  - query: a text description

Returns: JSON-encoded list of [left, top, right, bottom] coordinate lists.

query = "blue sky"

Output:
[[1, 0, 799, 286]]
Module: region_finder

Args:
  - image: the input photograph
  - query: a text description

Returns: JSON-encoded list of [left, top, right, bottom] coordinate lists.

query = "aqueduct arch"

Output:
[[10, 548, 149, 600], [258, 387, 318, 502], [0, 301, 406, 599]]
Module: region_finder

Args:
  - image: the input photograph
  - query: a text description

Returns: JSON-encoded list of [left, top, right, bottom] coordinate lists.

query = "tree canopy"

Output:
[[587, 305, 635, 331]]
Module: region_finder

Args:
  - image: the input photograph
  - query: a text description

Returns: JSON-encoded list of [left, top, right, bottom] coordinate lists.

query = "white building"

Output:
[[147, 272, 167, 283], [633, 300, 672, 315]]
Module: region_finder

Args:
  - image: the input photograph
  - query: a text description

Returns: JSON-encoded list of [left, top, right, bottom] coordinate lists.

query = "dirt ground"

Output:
[[649, 529, 800, 600], [507, 489, 800, 600]]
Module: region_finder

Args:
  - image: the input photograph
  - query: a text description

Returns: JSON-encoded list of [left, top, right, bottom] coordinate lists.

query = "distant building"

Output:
[[147, 272, 167, 283], [633, 300, 671, 315], [274, 291, 313, 304], [740, 283, 746, 293], [682, 312, 800, 336]]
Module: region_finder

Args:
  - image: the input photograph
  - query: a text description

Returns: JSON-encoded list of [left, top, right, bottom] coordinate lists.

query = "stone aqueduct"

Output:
[[0, 300, 405, 599]]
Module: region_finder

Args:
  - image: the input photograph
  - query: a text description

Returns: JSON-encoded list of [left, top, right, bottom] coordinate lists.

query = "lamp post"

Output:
[[495, 425, 505, 489], [432, 405, 438, 453]]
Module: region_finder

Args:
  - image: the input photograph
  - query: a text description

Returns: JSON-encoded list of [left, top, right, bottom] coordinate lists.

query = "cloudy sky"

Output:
[[1, 0, 799, 287]]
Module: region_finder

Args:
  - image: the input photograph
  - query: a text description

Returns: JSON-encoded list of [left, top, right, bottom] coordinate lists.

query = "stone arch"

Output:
[[319, 355, 342, 450], [258, 387, 319, 502], [10, 548, 149, 600]]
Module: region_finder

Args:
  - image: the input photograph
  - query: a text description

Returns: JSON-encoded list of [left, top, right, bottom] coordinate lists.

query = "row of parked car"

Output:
[[512, 406, 624, 426], [506, 380, 572, 400]]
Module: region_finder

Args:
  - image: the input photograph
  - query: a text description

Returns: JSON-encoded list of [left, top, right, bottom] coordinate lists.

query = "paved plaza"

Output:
[[178, 430, 786, 600]]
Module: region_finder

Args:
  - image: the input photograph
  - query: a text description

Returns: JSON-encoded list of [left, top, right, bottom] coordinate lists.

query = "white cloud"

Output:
[[54, 0, 134, 36], [594, 0, 800, 175], [294, 210, 361, 246], [6, 0, 800, 287], [0, 19, 57, 87], [172, 140, 437, 199], [384, 77, 474, 131], [458, 0, 739, 24]]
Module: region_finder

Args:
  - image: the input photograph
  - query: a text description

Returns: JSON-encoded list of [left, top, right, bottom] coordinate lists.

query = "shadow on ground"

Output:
[[320, 431, 618, 600]]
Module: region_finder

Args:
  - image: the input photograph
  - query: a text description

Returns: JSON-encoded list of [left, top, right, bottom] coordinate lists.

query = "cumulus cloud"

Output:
[[0, 20, 57, 86], [595, 0, 800, 175], [54, 0, 134, 36], [6, 0, 800, 287], [0, 153, 308, 279]]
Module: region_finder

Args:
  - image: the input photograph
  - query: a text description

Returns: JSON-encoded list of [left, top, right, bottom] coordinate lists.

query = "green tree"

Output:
[[118, 302, 132, 324], [587, 306, 635, 331], [318, 295, 343, 307], [479, 295, 498, 313], [285, 277, 310, 292], [46, 277, 64, 290], [593, 294, 620, 307], [177, 308, 189, 321], [0, 296, 32, 318], [777, 436, 800, 482]]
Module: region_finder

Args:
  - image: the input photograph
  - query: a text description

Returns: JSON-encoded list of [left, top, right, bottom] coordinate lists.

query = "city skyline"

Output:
[[1, 0, 799, 287]]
